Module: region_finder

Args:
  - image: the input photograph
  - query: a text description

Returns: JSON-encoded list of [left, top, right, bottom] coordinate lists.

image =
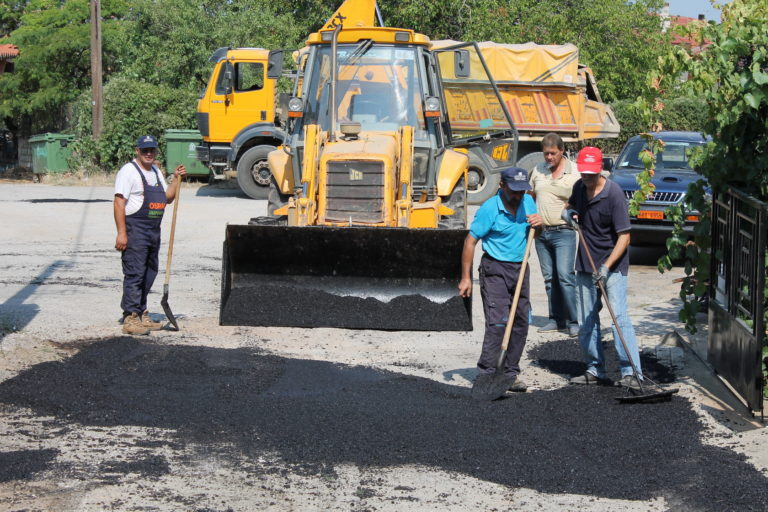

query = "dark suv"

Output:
[[608, 131, 709, 246]]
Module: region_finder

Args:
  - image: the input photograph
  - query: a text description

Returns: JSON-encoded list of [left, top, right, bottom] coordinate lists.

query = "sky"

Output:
[[665, 0, 729, 21]]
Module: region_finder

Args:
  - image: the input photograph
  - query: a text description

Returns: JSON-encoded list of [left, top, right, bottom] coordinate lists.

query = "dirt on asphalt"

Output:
[[0, 182, 766, 512]]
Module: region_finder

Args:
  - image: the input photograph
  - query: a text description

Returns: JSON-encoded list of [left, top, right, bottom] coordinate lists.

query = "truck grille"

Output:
[[324, 160, 385, 223], [623, 190, 683, 204]]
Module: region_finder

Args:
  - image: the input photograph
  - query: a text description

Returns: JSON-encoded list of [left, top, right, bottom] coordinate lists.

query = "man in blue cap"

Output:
[[459, 167, 542, 392], [114, 135, 186, 335]]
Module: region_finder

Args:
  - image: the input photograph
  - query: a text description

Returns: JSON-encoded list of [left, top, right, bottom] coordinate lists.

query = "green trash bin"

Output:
[[29, 133, 75, 174], [164, 129, 210, 177]]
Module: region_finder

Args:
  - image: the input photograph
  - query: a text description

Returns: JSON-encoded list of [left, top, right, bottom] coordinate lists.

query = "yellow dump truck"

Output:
[[195, 47, 286, 198], [433, 40, 620, 202], [219, 0, 518, 330]]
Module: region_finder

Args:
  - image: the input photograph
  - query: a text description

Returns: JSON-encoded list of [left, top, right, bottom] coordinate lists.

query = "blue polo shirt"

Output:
[[568, 178, 631, 275], [470, 191, 537, 262]]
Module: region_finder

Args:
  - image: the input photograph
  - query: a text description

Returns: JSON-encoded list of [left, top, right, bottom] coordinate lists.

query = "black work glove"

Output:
[[592, 265, 609, 286], [561, 209, 578, 228]]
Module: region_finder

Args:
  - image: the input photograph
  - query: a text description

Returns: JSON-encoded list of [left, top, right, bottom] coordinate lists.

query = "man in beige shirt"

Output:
[[528, 133, 580, 336]]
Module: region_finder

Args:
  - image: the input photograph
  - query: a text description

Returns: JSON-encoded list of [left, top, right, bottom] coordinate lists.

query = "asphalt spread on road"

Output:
[[1, 337, 766, 511]]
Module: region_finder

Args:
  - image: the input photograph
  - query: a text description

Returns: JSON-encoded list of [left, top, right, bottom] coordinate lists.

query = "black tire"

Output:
[[267, 175, 290, 224], [438, 177, 467, 229], [516, 151, 545, 173], [467, 152, 499, 205], [236, 145, 274, 199]]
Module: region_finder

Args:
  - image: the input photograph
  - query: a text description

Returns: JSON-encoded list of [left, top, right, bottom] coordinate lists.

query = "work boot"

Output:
[[122, 313, 150, 335], [508, 377, 528, 393], [141, 311, 163, 331]]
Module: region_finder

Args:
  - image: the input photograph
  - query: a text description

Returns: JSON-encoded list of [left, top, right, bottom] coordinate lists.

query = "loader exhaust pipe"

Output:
[[329, 23, 342, 143], [220, 225, 472, 331]]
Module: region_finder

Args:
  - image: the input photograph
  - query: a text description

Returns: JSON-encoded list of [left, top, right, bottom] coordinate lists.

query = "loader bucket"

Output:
[[220, 225, 472, 331]]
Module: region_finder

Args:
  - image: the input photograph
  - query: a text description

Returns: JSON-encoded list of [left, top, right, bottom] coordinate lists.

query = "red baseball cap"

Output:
[[576, 146, 603, 174]]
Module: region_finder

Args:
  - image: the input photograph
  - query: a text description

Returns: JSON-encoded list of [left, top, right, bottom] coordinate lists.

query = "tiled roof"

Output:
[[669, 16, 710, 53], [0, 44, 19, 59]]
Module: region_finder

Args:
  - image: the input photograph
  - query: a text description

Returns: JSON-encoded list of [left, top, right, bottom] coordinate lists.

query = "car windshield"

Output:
[[303, 44, 426, 135], [616, 140, 704, 171]]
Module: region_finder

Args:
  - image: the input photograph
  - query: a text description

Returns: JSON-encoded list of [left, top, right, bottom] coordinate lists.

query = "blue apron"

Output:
[[127, 161, 166, 226]]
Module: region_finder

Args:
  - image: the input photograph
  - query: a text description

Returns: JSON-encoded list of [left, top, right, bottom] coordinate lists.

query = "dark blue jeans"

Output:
[[535, 227, 578, 328]]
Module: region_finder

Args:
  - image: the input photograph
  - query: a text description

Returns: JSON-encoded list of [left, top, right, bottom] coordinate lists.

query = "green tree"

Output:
[[70, 76, 197, 169], [641, 0, 768, 340], [0, 0, 27, 35], [117, 0, 306, 91], [462, 0, 669, 102], [0, 0, 129, 135], [379, 0, 471, 39]]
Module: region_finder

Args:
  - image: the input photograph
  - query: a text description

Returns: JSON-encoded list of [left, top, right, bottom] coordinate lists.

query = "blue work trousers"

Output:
[[477, 255, 530, 377], [575, 271, 642, 378], [535, 227, 578, 328], [121, 220, 161, 316]]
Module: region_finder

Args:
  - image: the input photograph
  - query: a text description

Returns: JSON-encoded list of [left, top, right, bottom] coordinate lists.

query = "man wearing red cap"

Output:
[[562, 146, 642, 390]]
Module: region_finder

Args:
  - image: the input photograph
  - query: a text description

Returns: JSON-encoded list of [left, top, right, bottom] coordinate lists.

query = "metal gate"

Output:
[[709, 187, 767, 416]]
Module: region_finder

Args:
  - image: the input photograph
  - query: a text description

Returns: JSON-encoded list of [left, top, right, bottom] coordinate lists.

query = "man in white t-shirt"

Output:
[[114, 135, 186, 335]]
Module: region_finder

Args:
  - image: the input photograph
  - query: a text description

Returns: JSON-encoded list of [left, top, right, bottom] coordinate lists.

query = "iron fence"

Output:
[[709, 187, 767, 416]]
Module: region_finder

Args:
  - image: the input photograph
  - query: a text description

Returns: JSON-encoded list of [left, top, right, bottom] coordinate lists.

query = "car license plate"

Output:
[[637, 210, 664, 220]]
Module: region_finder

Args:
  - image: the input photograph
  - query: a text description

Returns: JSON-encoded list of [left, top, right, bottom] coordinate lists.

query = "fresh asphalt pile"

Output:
[[1, 337, 767, 511]]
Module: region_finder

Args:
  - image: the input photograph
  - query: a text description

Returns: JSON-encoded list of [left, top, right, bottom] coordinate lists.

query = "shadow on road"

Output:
[[0, 337, 765, 510]]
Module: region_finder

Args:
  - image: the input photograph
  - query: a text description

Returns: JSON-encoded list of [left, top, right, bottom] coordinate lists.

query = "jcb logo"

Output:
[[349, 169, 363, 181], [325, 13, 346, 29], [491, 144, 510, 161], [149, 202, 166, 210]]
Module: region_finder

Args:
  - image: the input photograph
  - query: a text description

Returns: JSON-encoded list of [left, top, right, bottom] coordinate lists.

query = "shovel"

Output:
[[160, 175, 182, 330], [569, 218, 678, 403], [472, 227, 536, 401]]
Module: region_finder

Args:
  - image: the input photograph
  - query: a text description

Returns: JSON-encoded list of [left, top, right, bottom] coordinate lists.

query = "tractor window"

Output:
[[304, 45, 426, 136], [235, 62, 265, 92]]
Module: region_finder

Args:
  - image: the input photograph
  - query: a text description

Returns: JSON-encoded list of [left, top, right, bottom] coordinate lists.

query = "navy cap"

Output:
[[500, 167, 532, 191], [136, 135, 158, 149]]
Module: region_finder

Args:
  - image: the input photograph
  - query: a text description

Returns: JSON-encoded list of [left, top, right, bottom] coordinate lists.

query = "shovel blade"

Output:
[[615, 388, 678, 404], [160, 284, 179, 331], [471, 372, 511, 401]]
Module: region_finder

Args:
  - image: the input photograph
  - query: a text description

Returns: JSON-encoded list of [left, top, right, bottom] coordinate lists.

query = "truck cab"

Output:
[[196, 47, 285, 198]]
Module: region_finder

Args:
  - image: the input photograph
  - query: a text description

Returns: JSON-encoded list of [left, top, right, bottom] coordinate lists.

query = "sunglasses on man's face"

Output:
[[139, 148, 157, 155]]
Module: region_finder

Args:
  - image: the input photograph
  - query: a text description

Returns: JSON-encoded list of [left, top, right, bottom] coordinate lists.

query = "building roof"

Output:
[[657, 13, 710, 56], [0, 44, 19, 60]]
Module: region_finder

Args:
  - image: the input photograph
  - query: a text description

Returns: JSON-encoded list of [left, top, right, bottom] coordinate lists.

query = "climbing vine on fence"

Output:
[[637, 0, 768, 394]]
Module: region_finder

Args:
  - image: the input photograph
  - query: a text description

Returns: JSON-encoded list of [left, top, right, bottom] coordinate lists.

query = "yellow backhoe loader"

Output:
[[220, 0, 517, 330]]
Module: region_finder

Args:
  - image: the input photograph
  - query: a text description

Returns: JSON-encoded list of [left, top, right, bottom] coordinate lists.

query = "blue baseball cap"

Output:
[[500, 167, 532, 191], [136, 135, 158, 149]]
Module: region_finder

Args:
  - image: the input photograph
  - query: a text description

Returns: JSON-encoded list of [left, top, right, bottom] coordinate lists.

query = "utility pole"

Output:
[[90, 0, 103, 139]]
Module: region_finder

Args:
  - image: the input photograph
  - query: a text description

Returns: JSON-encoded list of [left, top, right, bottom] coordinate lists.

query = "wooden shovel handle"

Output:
[[163, 176, 182, 286], [500, 227, 536, 352]]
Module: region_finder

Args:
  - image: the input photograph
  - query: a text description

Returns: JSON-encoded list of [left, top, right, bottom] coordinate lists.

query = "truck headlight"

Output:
[[424, 96, 441, 118], [288, 97, 304, 118]]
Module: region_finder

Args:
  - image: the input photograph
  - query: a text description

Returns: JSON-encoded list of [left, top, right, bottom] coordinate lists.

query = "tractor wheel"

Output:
[[438, 177, 467, 229]]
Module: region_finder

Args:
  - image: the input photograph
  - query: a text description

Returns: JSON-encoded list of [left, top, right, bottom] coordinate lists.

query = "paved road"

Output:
[[0, 182, 765, 512]]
